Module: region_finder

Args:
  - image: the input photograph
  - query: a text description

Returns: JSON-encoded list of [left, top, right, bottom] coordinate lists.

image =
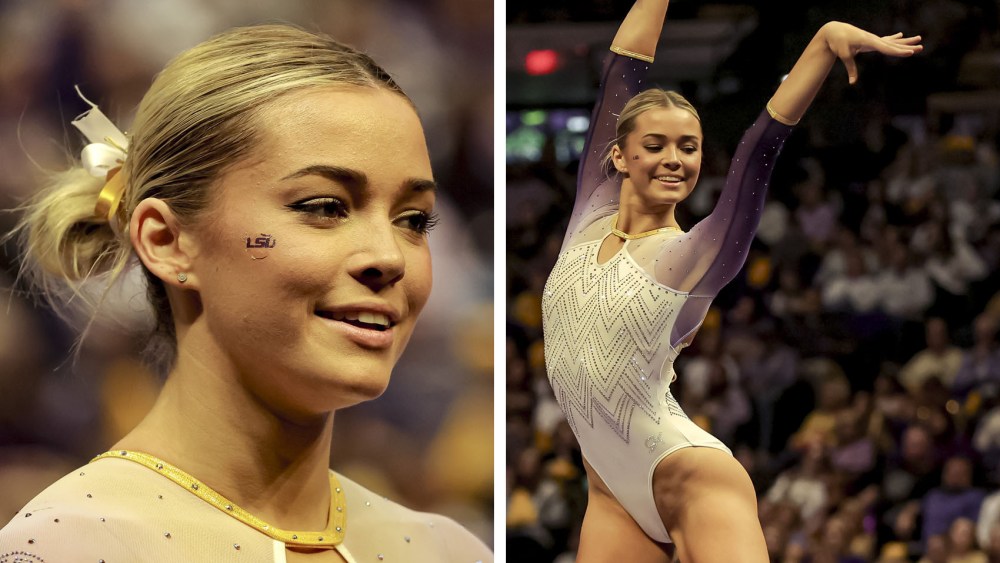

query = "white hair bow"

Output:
[[70, 86, 129, 230], [71, 86, 129, 178]]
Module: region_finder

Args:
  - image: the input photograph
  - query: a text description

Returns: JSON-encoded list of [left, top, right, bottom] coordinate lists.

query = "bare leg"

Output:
[[577, 458, 674, 563], [653, 447, 768, 563]]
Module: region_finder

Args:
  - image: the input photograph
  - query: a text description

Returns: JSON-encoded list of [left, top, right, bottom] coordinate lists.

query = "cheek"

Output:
[[629, 154, 660, 174], [197, 228, 329, 317], [688, 153, 703, 170], [687, 156, 703, 182], [407, 247, 433, 313]]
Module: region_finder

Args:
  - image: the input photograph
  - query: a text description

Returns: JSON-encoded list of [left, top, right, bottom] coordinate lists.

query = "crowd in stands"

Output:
[[507, 2, 1000, 560]]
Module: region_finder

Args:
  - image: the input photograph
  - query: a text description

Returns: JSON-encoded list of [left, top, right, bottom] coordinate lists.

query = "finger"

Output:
[[840, 55, 858, 84], [884, 44, 923, 57], [880, 32, 904, 40], [893, 35, 922, 45], [875, 37, 922, 56], [883, 35, 922, 47]]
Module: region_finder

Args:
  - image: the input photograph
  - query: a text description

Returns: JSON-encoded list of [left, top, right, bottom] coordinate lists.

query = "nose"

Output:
[[662, 146, 681, 169], [348, 223, 405, 291]]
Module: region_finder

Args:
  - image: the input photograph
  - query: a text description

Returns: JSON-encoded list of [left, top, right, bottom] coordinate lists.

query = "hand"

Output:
[[821, 21, 922, 85]]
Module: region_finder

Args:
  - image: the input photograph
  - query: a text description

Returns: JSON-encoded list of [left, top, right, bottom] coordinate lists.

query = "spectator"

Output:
[[953, 314, 1000, 401], [918, 534, 949, 563], [948, 517, 989, 563], [815, 225, 880, 288], [795, 179, 839, 250], [830, 407, 877, 477], [875, 242, 934, 321], [766, 443, 831, 524], [973, 399, 1000, 479], [899, 318, 964, 393], [821, 249, 881, 314], [987, 521, 1000, 563], [978, 489, 1000, 552], [920, 219, 988, 322], [882, 425, 942, 533], [790, 373, 851, 451], [922, 456, 987, 542]]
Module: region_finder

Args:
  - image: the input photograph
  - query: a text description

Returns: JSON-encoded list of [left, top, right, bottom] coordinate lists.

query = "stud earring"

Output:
[[177, 273, 188, 283]]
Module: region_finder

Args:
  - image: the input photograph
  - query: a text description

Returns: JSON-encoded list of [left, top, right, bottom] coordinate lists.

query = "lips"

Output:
[[317, 310, 392, 331], [315, 306, 401, 350], [655, 175, 684, 183]]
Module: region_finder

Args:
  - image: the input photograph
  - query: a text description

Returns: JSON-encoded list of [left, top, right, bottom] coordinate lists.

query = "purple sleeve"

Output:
[[563, 52, 652, 249], [658, 110, 794, 347]]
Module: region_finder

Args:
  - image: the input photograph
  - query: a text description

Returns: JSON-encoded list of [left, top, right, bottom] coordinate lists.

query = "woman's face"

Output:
[[614, 106, 702, 209], [187, 86, 434, 416]]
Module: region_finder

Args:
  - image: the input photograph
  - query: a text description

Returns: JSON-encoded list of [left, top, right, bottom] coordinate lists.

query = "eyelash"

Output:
[[644, 145, 698, 153], [287, 198, 439, 235], [397, 210, 439, 234], [288, 197, 348, 220]]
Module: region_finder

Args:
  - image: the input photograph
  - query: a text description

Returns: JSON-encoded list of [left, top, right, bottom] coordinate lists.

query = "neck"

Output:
[[617, 181, 680, 233], [114, 324, 334, 532]]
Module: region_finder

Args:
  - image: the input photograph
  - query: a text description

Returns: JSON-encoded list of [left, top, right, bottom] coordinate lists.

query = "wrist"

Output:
[[817, 21, 850, 50]]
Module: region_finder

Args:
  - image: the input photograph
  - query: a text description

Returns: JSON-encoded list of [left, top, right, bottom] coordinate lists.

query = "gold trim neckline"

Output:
[[93, 450, 346, 547], [611, 214, 682, 240]]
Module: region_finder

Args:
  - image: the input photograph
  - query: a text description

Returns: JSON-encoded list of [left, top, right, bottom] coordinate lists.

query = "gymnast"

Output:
[[0, 24, 491, 563], [541, 1, 921, 560]]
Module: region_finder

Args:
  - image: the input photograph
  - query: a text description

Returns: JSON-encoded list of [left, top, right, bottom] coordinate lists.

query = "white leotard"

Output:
[[541, 49, 794, 542]]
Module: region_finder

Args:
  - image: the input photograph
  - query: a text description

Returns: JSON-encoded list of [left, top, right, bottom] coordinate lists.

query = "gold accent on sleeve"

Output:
[[610, 45, 654, 63], [93, 450, 347, 548], [766, 101, 799, 126]]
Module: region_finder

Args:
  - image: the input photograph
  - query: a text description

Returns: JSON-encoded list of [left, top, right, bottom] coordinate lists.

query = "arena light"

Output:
[[525, 49, 560, 76], [566, 116, 590, 133], [521, 110, 547, 126]]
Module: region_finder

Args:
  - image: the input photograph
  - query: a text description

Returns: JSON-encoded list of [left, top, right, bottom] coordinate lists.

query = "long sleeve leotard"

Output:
[[541, 49, 794, 542]]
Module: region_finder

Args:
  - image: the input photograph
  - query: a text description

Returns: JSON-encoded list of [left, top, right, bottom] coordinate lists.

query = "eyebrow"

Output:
[[281, 164, 437, 193]]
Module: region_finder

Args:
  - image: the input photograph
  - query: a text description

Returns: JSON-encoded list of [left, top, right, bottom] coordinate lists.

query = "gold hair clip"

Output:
[[94, 166, 126, 227]]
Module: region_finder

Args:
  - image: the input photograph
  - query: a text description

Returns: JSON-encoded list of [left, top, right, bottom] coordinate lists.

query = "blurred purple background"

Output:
[[0, 0, 493, 548]]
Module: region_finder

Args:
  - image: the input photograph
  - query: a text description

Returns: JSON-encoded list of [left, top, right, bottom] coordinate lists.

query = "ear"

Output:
[[130, 198, 199, 289], [610, 144, 629, 175]]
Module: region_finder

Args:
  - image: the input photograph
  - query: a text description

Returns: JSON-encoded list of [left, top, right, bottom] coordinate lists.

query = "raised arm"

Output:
[[611, 0, 670, 58], [565, 0, 670, 247], [767, 22, 922, 125], [655, 23, 921, 348]]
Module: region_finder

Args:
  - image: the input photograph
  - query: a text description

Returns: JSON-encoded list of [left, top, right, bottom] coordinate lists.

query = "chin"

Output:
[[270, 352, 395, 412], [316, 357, 394, 401], [337, 371, 392, 403], [287, 373, 391, 416]]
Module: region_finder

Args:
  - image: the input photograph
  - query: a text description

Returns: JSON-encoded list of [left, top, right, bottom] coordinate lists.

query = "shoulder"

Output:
[[564, 211, 616, 250], [1, 456, 260, 561], [335, 473, 493, 562], [0, 458, 150, 559]]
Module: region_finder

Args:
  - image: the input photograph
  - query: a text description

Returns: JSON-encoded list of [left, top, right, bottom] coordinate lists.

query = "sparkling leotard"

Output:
[[541, 49, 793, 542]]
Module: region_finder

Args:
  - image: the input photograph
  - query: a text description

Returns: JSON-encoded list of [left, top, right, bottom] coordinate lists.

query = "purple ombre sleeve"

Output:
[[656, 110, 794, 347], [563, 53, 652, 249]]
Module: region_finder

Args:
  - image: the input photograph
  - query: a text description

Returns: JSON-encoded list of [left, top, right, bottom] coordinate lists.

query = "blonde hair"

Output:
[[602, 88, 701, 170], [15, 24, 410, 368]]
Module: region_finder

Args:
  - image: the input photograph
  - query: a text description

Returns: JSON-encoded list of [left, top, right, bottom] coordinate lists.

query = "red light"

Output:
[[525, 49, 560, 76]]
